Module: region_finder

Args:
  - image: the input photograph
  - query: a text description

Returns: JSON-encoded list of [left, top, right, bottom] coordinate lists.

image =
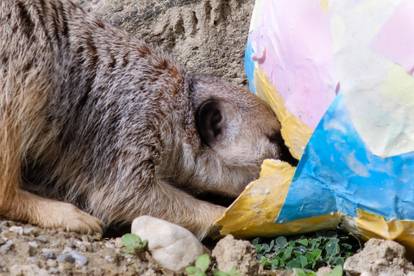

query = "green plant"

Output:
[[121, 233, 148, 254], [252, 231, 359, 271], [186, 254, 211, 276], [185, 254, 241, 276]]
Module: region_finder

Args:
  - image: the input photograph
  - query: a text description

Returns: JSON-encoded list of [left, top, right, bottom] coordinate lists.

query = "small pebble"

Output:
[[41, 248, 57, 260], [0, 240, 14, 254], [59, 262, 73, 271], [105, 255, 114, 263], [9, 226, 23, 235], [28, 241, 39, 248], [26, 256, 39, 265], [46, 259, 58, 268], [105, 241, 115, 249], [48, 267, 60, 274], [23, 227, 39, 236], [28, 245, 38, 256], [36, 235, 49, 243], [57, 250, 88, 266]]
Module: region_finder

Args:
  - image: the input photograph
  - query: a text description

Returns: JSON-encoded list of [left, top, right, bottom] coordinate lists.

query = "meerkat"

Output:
[[0, 0, 291, 239]]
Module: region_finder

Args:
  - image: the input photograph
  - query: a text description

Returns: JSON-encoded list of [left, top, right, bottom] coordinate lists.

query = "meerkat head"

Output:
[[187, 75, 296, 197]]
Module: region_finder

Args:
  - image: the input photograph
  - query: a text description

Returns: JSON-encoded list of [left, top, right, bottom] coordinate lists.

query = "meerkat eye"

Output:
[[196, 100, 223, 146]]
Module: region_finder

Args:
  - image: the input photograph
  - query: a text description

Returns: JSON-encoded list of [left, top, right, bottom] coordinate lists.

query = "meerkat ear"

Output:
[[196, 99, 224, 146]]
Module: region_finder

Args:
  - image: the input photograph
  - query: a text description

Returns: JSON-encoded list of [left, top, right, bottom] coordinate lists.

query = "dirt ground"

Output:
[[2, 219, 414, 275], [0, 220, 172, 276], [0, 219, 269, 276]]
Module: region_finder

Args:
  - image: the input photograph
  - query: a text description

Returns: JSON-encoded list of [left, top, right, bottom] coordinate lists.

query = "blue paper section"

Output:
[[244, 40, 256, 93], [276, 94, 414, 223]]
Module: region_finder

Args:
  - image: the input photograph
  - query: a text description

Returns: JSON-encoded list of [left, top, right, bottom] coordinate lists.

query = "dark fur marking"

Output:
[[95, 19, 105, 29], [16, 1, 35, 39], [60, 4, 69, 37], [85, 33, 98, 69], [22, 60, 33, 72], [137, 45, 151, 57], [154, 59, 168, 70], [76, 45, 84, 55], [50, 0, 62, 48], [108, 51, 116, 69], [74, 34, 98, 118], [58, 0, 70, 48], [122, 52, 129, 67], [34, 0, 53, 45]]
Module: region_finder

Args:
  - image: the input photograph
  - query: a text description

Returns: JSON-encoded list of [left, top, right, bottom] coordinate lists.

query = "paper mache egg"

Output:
[[216, 0, 414, 250]]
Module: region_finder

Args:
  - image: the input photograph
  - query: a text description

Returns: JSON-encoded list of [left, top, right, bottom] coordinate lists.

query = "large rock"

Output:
[[344, 239, 414, 276], [80, 0, 253, 85], [212, 235, 259, 276], [131, 216, 205, 272]]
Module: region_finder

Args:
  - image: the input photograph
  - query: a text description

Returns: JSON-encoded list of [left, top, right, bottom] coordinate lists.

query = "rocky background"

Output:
[[80, 0, 254, 85]]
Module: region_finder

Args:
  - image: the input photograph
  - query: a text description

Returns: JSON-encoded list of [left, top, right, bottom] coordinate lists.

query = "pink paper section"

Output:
[[372, 0, 414, 75], [250, 0, 336, 129]]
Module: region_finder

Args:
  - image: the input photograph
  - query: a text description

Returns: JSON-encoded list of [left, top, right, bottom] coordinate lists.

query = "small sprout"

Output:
[[186, 254, 211, 276], [121, 233, 148, 254]]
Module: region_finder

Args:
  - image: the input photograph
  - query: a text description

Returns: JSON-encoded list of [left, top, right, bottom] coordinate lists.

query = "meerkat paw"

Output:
[[3, 190, 103, 234], [37, 201, 103, 234]]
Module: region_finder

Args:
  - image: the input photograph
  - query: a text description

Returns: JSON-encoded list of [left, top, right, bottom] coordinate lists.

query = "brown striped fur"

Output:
[[0, 0, 286, 238]]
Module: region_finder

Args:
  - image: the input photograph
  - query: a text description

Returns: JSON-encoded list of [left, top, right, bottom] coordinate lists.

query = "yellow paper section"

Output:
[[254, 69, 312, 160], [216, 159, 341, 237], [355, 209, 414, 250], [216, 159, 295, 236]]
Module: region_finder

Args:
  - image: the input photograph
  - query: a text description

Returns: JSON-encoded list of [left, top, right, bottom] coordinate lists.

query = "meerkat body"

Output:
[[0, 0, 285, 238]]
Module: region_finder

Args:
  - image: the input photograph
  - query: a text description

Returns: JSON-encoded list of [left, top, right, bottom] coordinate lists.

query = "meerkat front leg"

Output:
[[149, 181, 226, 239], [98, 179, 226, 239]]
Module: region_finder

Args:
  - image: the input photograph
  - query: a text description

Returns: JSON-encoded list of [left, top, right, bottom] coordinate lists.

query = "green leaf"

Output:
[[283, 245, 293, 260], [298, 239, 309, 246], [186, 266, 204, 276], [270, 258, 279, 270], [299, 255, 308, 268], [329, 256, 345, 267], [195, 254, 211, 272], [121, 233, 148, 254], [275, 236, 288, 248], [286, 257, 302, 268], [326, 265, 343, 276], [325, 239, 340, 258]]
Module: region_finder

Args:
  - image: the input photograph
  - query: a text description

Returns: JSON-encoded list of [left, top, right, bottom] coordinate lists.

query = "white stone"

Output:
[[131, 216, 204, 272]]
